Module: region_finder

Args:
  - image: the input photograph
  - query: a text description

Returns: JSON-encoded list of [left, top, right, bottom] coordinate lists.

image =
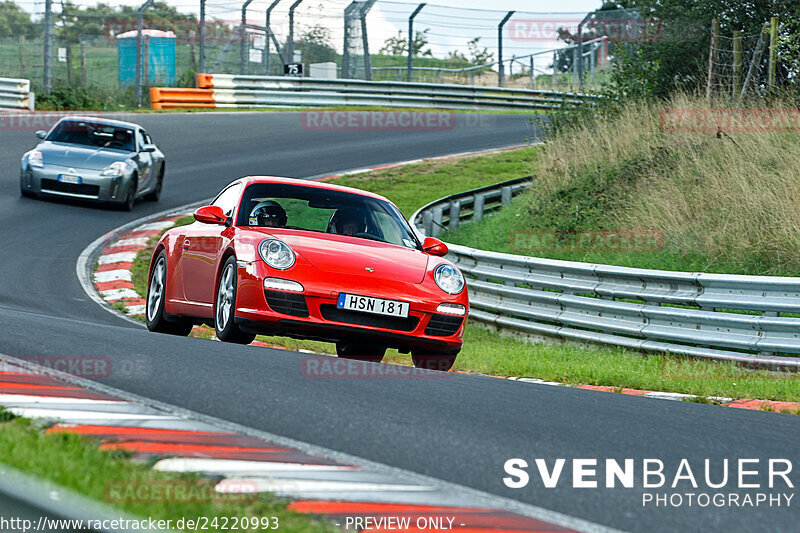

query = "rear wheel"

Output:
[[215, 257, 256, 344], [146, 252, 193, 336], [411, 349, 458, 372], [336, 342, 386, 362]]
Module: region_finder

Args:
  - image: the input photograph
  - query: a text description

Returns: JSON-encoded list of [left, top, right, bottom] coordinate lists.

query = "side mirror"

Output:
[[422, 237, 448, 257], [35, 130, 46, 139], [194, 205, 227, 225], [141, 144, 157, 153]]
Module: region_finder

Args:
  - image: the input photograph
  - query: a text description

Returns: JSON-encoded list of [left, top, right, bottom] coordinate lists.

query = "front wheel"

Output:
[[215, 257, 256, 344], [145, 166, 164, 202], [120, 180, 136, 211], [336, 342, 386, 362], [411, 349, 458, 372], [146, 252, 193, 336]]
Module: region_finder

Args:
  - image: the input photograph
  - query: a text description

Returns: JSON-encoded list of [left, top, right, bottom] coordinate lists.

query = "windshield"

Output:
[[237, 182, 421, 250], [46, 120, 135, 152]]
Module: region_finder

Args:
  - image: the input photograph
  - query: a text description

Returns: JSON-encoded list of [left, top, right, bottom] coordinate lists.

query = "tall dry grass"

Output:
[[528, 94, 800, 275]]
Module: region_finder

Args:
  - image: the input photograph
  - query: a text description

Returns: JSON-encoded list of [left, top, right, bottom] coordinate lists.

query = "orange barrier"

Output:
[[149, 87, 215, 110], [195, 73, 214, 89]]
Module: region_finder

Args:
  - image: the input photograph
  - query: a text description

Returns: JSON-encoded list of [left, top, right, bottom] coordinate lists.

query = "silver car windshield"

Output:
[[237, 183, 421, 250], [47, 120, 135, 152]]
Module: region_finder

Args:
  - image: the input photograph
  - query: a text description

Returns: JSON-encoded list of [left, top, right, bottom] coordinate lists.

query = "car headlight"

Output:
[[28, 150, 43, 168], [258, 239, 295, 270], [101, 161, 126, 177], [434, 263, 465, 295]]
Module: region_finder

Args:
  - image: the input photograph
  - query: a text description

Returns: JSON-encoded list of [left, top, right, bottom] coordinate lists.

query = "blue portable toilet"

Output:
[[117, 29, 177, 87]]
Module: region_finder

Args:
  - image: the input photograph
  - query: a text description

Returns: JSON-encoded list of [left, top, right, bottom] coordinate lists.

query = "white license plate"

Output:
[[58, 174, 82, 185], [337, 293, 410, 318]]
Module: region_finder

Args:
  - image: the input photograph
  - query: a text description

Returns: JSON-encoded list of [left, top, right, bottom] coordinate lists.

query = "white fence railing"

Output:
[[0, 77, 34, 111], [411, 178, 800, 371]]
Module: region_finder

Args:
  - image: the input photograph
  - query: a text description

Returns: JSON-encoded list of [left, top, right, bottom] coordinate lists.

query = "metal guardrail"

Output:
[[0, 77, 35, 110], [411, 178, 800, 371], [149, 74, 600, 111]]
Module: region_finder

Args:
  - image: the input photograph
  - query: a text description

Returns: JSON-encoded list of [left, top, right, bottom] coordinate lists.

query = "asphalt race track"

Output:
[[0, 111, 798, 533]]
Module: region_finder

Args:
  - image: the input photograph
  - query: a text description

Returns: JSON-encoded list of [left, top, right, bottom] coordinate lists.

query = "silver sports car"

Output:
[[20, 116, 166, 210]]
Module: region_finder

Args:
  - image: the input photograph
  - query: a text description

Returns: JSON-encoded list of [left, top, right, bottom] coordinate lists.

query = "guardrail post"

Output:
[[264, 0, 282, 75], [407, 3, 426, 82], [501, 186, 512, 205], [135, 0, 154, 107], [497, 11, 515, 87], [448, 200, 461, 232], [432, 206, 443, 238], [423, 211, 433, 236], [768, 16, 778, 89], [473, 193, 485, 221]]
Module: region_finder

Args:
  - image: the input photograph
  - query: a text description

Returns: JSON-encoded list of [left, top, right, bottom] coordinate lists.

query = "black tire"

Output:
[[144, 165, 164, 202], [411, 349, 458, 372], [20, 188, 37, 198], [335, 342, 386, 362], [215, 256, 256, 344], [120, 178, 136, 211], [146, 252, 193, 336]]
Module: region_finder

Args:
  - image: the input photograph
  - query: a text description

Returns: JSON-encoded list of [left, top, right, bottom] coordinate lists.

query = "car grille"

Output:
[[320, 305, 420, 332], [264, 290, 309, 317], [41, 178, 100, 197], [424, 314, 464, 336]]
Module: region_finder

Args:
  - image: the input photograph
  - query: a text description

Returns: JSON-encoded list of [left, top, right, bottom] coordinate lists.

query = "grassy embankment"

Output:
[[128, 143, 800, 402]]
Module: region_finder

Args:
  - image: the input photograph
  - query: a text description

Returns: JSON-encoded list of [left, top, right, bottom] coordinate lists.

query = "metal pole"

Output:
[[577, 22, 583, 91], [135, 0, 154, 107], [240, 0, 254, 74], [529, 55, 534, 89], [497, 10, 514, 87], [359, 0, 378, 80], [43, 0, 52, 92], [407, 3, 425, 82], [199, 0, 205, 73], [265, 0, 282, 75], [288, 0, 304, 66]]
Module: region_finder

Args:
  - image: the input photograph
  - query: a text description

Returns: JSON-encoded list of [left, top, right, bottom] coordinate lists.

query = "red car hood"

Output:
[[256, 230, 430, 284]]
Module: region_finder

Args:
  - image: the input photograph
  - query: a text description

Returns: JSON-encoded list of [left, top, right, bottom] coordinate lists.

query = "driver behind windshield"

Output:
[[329, 207, 369, 236], [104, 128, 133, 151], [249, 200, 288, 227]]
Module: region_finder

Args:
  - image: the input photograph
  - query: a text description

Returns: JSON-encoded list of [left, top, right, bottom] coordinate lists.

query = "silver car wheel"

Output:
[[216, 263, 235, 330], [147, 257, 166, 322]]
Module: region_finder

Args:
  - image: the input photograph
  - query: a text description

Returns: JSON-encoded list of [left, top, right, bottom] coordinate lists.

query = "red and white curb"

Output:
[[0, 355, 611, 533]]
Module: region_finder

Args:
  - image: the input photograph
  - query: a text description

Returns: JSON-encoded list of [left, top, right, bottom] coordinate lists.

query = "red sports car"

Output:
[[145, 177, 468, 371]]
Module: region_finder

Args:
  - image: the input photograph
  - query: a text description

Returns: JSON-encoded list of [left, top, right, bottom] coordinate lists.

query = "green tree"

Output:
[[379, 29, 431, 57], [0, 0, 38, 38], [292, 24, 337, 65]]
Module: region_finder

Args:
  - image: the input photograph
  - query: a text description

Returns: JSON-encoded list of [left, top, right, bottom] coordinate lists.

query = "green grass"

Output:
[[328, 146, 539, 216], [452, 327, 800, 401], [0, 408, 337, 531]]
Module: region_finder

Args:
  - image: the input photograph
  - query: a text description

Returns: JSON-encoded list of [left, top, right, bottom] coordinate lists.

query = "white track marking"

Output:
[[92, 270, 132, 283], [97, 252, 138, 265]]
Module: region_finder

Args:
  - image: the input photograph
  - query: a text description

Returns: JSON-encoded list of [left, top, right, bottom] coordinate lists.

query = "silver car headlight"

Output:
[[258, 239, 295, 270], [101, 161, 126, 177], [434, 263, 465, 295], [28, 150, 43, 168]]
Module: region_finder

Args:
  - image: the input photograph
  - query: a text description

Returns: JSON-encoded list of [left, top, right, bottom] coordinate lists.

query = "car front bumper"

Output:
[[233, 260, 467, 353], [21, 163, 132, 203]]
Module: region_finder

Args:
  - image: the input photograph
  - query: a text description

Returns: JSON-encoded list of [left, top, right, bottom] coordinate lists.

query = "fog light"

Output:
[[436, 303, 466, 316], [263, 278, 304, 292]]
